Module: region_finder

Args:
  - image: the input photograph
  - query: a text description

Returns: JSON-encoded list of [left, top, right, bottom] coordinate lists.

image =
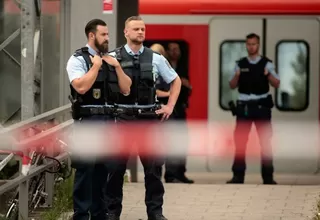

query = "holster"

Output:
[[68, 95, 81, 120]]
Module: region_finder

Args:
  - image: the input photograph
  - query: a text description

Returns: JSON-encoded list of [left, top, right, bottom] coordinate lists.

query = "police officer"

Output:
[[164, 42, 194, 184], [227, 33, 280, 185], [105, 16, 181, 220], [150, 43, 193, 184], [150, 44, 170, 109], [66, 18, 132, 220]]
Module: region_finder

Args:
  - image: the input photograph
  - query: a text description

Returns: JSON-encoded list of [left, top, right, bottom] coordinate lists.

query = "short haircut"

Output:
[[85, 19, 107, 38], [246, 33, 260, 43], [125, 16, 143, 27]]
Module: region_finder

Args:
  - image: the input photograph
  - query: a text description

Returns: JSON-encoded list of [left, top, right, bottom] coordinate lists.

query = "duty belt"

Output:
[[78, 104, 161, 117]]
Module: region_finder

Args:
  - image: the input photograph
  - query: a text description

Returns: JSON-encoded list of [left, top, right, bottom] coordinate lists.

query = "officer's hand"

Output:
[[264, 68, 269, 76], [90, 55, 102, 67], [155, 104, 174, 121], [102, 55, 120, 68]]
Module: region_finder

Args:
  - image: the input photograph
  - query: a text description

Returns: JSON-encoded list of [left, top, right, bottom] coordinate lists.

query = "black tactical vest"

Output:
[[237, 56, 271, 95], [70, 47, 108, 105], [107, 46, 156, 105]]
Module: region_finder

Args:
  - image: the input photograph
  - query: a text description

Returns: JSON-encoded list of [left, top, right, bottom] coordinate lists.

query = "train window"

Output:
[[275, 41, 309, 111], [219, 40, 247, 110]]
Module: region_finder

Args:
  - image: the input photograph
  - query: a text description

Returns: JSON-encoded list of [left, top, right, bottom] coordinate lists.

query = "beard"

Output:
[[95, 38, 109, 54]]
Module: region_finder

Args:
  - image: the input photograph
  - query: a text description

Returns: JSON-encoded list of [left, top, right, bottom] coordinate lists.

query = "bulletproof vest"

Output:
[[107, 46, 156, 105], [70, 47, 108, 105], [237, 56, 270, 95]]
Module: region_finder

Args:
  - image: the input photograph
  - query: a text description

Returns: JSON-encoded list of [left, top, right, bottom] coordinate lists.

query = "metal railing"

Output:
[[0, 104, 73, 220], [0, 103, 139, 219]]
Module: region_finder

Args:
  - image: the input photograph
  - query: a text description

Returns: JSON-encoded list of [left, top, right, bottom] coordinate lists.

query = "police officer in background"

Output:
[[66, 18, 131, 220], [150, 44, 170, 109], [164, 42, 194, 184], [227, 33, 280, 185], [150, 43, 194, 184], [105, 16, 181, 220]]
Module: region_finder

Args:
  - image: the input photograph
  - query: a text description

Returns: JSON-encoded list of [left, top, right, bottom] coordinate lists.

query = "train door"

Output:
[[266, 18, 320, 173], [208, 17, 320, 174]]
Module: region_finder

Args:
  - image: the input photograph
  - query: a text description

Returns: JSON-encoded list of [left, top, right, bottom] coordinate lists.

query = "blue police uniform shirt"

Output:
[[109, 44, 178, 85], [229, 56, 280, 101], [66, 44, 101, 83]]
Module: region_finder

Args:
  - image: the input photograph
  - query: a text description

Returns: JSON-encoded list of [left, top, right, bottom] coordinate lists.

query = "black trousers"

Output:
[[232, 104, 274, 181], [71, 115, 113, 220], [164, 108, 188, 180], [105, 115, 165, 217]]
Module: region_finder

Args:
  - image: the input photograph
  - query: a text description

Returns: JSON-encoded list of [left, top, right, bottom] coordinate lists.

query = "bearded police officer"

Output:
[[227, 33, 280, 185], [105, 16, 181, 220], [66, 19, 131, 220]]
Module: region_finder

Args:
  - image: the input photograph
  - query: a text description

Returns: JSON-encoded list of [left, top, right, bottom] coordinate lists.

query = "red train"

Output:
[[4, 0, 320, 123]]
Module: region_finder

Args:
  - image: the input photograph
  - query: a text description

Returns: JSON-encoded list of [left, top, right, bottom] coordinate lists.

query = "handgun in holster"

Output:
[[228, 101, 237, 116], [68, 95, 81, 120]]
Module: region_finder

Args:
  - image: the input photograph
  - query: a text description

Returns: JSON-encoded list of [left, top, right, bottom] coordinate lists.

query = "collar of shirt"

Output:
[[246, 55, 261, 64], [86, 44, 99, 56], [124, 44, 144, 56]]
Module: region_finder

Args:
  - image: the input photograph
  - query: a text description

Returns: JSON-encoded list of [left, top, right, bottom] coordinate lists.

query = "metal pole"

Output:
[[116, 0, 139, 47], [20, 0, 35, 120], [20, 0, 42, 120], [0, 0, 3, 73], [36, 0, 43, 115], [116, 0, 139, 182], [59, 0, 71, 107]]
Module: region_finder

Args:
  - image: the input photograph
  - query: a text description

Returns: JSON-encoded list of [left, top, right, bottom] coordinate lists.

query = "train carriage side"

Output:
[[140, 0, 320, 174]]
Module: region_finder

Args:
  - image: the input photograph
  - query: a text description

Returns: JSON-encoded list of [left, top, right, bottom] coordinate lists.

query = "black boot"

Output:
[[226, 175, 244, 184]]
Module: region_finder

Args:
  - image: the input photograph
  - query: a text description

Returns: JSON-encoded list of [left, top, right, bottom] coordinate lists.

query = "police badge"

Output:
[[93, 88, 101, 99]]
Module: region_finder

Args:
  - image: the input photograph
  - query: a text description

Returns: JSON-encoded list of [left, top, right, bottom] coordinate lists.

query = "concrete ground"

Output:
[[60, 172, 320, 220]]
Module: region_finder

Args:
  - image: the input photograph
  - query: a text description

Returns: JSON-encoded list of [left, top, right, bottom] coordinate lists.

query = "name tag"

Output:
[[240, 68, 250, 72]]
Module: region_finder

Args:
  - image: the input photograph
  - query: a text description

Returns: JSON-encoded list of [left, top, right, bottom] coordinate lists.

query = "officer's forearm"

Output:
[[229, 75, 240, 89], [167, 77, 181, 108], [71, 64, 100, 94], [156, 89, 170, 97], [268, 74, 280, 88], [115, 66, 132, 95]]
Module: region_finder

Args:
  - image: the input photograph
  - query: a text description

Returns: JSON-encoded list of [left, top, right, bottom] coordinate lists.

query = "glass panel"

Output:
[[276, 41, 309, 111]]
